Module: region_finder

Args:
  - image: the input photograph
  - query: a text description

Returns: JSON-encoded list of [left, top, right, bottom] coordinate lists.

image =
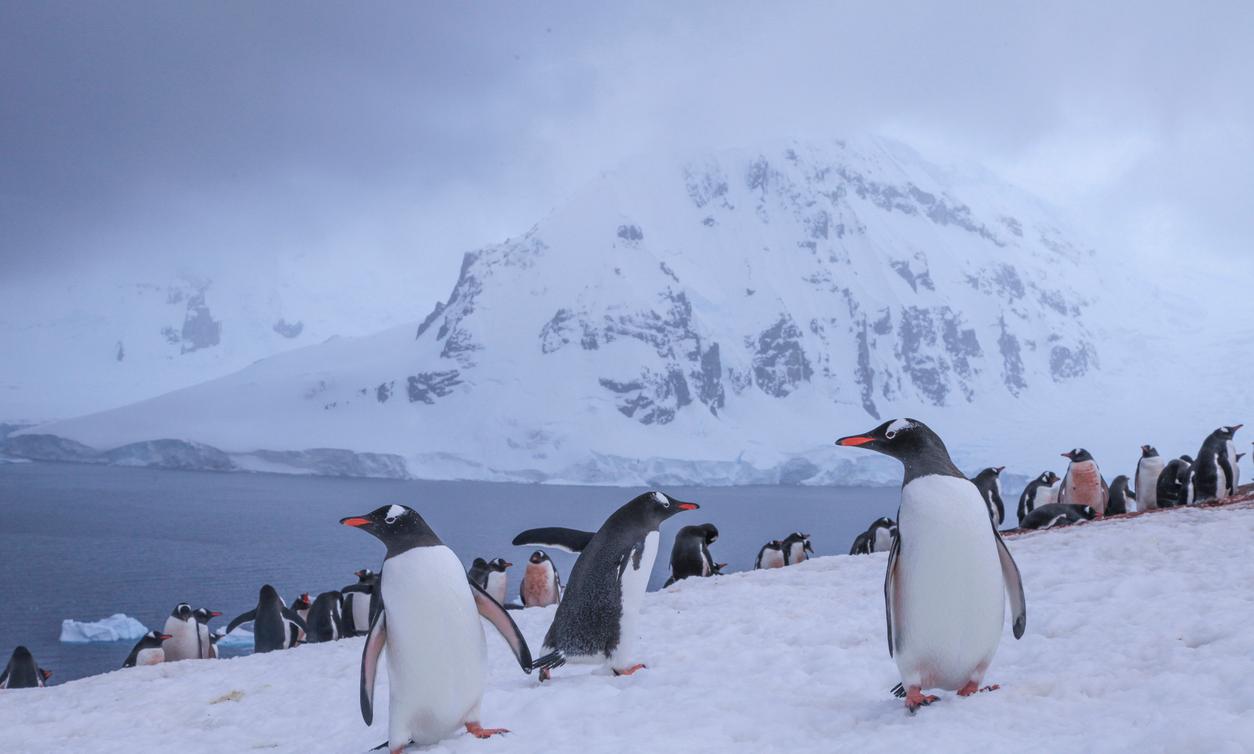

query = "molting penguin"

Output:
[[754, 540, 786, 569], [850, 517, 897, 555], [469, 558, 513, 606], [1016, 471, 1061, 525], [836, 418, 1026, 712], [342, 504, 532, 750], [782, 532, 814, 565], [225, 585, 308, 653], [1156, 457, 1194, 508], [0, 646, 51, 688], [342, 569, 379, 637], [192, 607, 222, 659], [1135, 446, 1165, 512], [1190, 425, 1242, 502], [123, 630, 172, 668], [969, 467, 1007, 526], [1106, 476, 1135, 516], [1059, 449, 1110, 517], [513, 491, 698, 680], [1021, 503, 1096, 530], [520, 550, 563, 607], [664, 523, 722, 586], [161, 603, 200, 662], [305, 591, 345, 643]]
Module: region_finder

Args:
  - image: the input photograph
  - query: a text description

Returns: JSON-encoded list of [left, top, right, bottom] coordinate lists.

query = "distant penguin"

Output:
[[0, 646, 50, 689], [520, 550, 563, 607], [341, 504, 532, 748], [1190, 425, 1243, 502], [1156, 458, 1194, 508], [664, 523, 722, 586], [192, 607, 221, 659], [342, 569, 379, 637], [514, 491, 699, 680], [1021, 503, 1096, 530], [225, 585, 308, 653], [305, 591, 345, 643], [162, 603, 200, 662], [475, 558, 514, 605], [123, 630, 171, 668], [290, 593, 312, 643], [1236, 452, 1246, 489], [1016, 471, 1061, 525], [782, 532, 813, 565], [836, 419, 1025, 712], [208, 630, 224, 659], [1059, 449, 1110, 517], [754, 540, 786, 569], [850, 517, 897, 555], [1106, 476, 1135, 516], [970, 466, 1007, 526], [1135, 446, 1165, 512]]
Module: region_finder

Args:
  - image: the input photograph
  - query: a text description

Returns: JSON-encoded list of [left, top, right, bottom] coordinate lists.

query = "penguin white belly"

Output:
[[162, 618, 199, 662], [1214, 453, 1230, 500], [522, 562, 558, 606], [609, 531, 658, 669], [759, 550, 785, 569], [485, 571, 508, 605], [873, 527, 893, 553], [136, 648, 164, 666], [895, 476, 1005, 691], [349, 593, 371, 631], [1136, 459, 1164, 510], [1037, 482, 1060, 509], [382, 546, 486, 746], [788, 542, 807, 564]]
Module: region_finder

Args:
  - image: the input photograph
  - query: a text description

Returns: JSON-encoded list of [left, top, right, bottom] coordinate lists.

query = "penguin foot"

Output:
[[465, 722, 509, 739], [957, 682, 1000, 697], [612, 663, 647, 676], [904, 687, 939, 712], [538, 667, 551, 682]]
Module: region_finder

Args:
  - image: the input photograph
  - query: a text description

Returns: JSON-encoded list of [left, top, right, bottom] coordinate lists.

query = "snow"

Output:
[[6, 501, 1254, 753], [58, 614, 149, 644]]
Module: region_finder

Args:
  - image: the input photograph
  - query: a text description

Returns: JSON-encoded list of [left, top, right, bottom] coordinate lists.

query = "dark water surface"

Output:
[[0, 462, 899, 682]]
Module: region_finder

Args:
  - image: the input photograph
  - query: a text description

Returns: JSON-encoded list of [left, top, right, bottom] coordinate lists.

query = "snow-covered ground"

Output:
[[4, 501, 1253, 753]]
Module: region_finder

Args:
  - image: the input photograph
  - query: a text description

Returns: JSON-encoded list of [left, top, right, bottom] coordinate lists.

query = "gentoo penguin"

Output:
[[162, 602, 201, 662], [664, 523, 722, 586], [513, 491, 698, 680], [1134, 446, 1165, 512], [341, 504, 532, 749], [754, 540, 786, 569], [1156, 457, 1194, 508], [1190, 425, 1243, 502], [0, 646, 50, 689], [1016, 471, 1061, 525], [782, 531, 814, 565], [122, 630, 172, 668], [836, 419, 1026, 712], [341, 569, 379, 637], [1106, 476, 1136, 516], [305, 591, 345, 643], [850, 517, 897, 555], [192, 607, 221, 659], [468, 558, 513, 606], [1021, 503, 1097, 530], [969, 467, 1007, 526], [225, 585, 308, 653], [1236, 452, 1246, 489], [1059, 449, 1110, 517], [208, 630, 224, 659], [520, 550, 563, 607], [290, 593, 312, 643]]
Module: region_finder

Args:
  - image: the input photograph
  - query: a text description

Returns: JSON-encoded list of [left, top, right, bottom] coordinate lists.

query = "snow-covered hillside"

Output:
[[3, 501, 1252, 753]]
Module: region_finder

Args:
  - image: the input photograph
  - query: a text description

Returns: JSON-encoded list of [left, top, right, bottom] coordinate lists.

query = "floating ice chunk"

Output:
[[59, 614, 149, 643], [214, 628, 254, 649]]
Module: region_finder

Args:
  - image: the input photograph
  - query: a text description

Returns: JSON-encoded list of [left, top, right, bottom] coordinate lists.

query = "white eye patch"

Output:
[[652, 492, 670, 507]]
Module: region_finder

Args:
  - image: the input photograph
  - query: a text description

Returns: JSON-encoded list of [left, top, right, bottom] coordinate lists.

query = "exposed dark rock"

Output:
[[1050, 342, 1096, 381], [697, 343, 725, 415], [2, 434, 102, 463], [415, 301, 446, 340], [103, 439, 234, 471], [273, 319, 304, 339], [376, 382, 393, 403], [855, 323, 880, 419], [751, 315, 813, 398], [407, 370, 462, 404], [115, 341, 125, 362], [998, 317, 1027, 396], [180, 292, 221, 354], [616, 224, 643, 242]]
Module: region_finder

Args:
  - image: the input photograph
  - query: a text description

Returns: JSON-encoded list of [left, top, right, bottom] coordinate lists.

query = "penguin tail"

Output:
[[529, 650, 566, 674], [369, 741, 388, 751], [890, 683, 906, 698]]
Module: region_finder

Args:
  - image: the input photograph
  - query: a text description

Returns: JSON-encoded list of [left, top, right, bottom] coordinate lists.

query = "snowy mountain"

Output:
[[9, 137, 1240, 483]]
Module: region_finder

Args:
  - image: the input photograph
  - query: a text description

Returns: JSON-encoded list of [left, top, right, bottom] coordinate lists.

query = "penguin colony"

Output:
[[2, 421, 1245, 749]]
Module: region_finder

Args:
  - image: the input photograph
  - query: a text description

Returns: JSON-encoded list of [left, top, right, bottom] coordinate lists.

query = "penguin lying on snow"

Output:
[[468, 558, 513, 605], [1190, 425, 1242, 502], [754, 540, 785, 569], [664, 523, 723, 586], [225, 585, 308, 653], [520, 550, 562, 607], [1020, 503, 1096, 530], [837, 418, 1026, 712], [1106, 476, 1135, 516], [123, 630, 172, 668], [850, 517, 897, 555], [341, 569, 379, 637], [969, 466, 1007, 526], [1059, 449, 1109, 517], [1017, 471, 1060, 525], [782, 532, 813, 565], [1157, 457, 1194, 508], [1, 646, 51, 688], [305, 591, 345, 643], [513, 491, 698, 680], [341, 504, 532, 750], [1135, 446, 1165, 511]]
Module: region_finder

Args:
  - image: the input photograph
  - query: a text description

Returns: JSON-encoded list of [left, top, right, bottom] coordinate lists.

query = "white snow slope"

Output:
[[3, 502, 1252, 753]]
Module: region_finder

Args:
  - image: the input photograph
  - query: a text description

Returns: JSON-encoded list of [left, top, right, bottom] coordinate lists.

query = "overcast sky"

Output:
[[3, 1, 1252, 298]]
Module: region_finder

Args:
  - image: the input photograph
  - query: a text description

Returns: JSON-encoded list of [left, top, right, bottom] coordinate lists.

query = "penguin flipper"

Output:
[[360, 609, 387, 725], [341, 584, 372, 594], [280, 608, 308, 633], [225, 609, 257, 635], [468, 578, 533, 673], [511, 527, 595, 553], [992, 529, 1027, 639], [883, 535, 901, 657]]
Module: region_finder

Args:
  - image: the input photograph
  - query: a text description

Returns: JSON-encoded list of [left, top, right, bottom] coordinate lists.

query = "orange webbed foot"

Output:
[[465, 722, 509, 739]]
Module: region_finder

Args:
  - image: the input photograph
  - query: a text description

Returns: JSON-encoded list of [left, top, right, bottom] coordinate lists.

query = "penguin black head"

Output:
[[354, 568, 376, 582], [836, 418, 962, 481], [697, 523, 719, 544], [292, 593, 312, 611], [1061, 448, 1094, 462], [140, 630, 172, 646], [1216, 424, 1243, 439], [1180, 454, 1195, 464], [763, 539, 783, 550], [528, 550, 551, 565], [1077, 506, 1097, 520], [1039, 471, 1060, 485], [783, 531, 813, 554], [340, 504, 442, 556], [192, 607, 221, 625], [170, 603, 193, 621], [488, 557, 513, 572], [626, 491, 699, 525], [872, 517, 895, 529], [1141, 445, 1159, 458]]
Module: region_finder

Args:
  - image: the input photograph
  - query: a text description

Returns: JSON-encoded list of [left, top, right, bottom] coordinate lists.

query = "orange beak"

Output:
[[340, 517, 370, 527], [677, 502, 699, 511], [837, 436, 874, 447]]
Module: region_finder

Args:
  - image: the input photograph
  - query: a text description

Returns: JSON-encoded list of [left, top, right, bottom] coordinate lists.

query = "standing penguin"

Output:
[[192, 607, 221, 659], [513, 491, 698, 680], [341, 504, 532, 750], [1135, 446, 1165, 512], [664, 523, 722, 586], [520, 550, 563, 607], [290, 593, 312, 643], [225, 585, 308, 653], [836, 419, 1026, 712], [1235, 452, 1246, 489], [969, 467, 1007, 526], [1059, 449, 1110, 517], [1106, 476, 1136, 516], [1156, 457, 1194, 508], [850, 517, 897, 555], [1190, 425, 1242, 502], [754, 540, 786, 569], [782, 532, 814, 565], [342, 569, 379, 637], [122, 630, 171, 668], [468, 558, 513, 606], [161, 603, 200, 662], [0, 646, 51, 689], [305, 591, 345, 643], [1016, 471, 1061, 525]]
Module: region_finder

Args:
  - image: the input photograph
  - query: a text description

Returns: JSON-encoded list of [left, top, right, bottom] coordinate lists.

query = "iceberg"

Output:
[[214, 629, 254, 649], [59, 613, 149, 643]]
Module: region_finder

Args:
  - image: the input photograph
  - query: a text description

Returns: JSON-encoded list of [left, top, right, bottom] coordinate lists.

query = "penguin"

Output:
[[290, 593, 312, 643], [341, 504, 532, 750], [969, 466, 1007, 526], [1105, 475, 1135, 516], [468, 558, 513, 605], [782, 531, 814, 565], [122, 630, 171, 668], [225, 585, 308, 653], [754, 540, 786, 569], [850, 517, 897, 555], [1156, 457, 1194, 508], [1135, 446, 1165, 512], [513, 491, 699, 680], [0, 646, 51, 689], [1059, 449, 1110, 517], [1016, 471, 1061, 525], [1236, 452, 1246, 489], [161, 602, 201, 662], [836, 418, 1026, 712], [341, 569, 379, 637], [208, 630, 224, 659], [1020, 503, 1097, 530], [304, 591, 345, 643], [192, 607, 221, 659], [664, 523, 722, 586], [520, 550, 563, 607], [1190, 425, 1243, 502]]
